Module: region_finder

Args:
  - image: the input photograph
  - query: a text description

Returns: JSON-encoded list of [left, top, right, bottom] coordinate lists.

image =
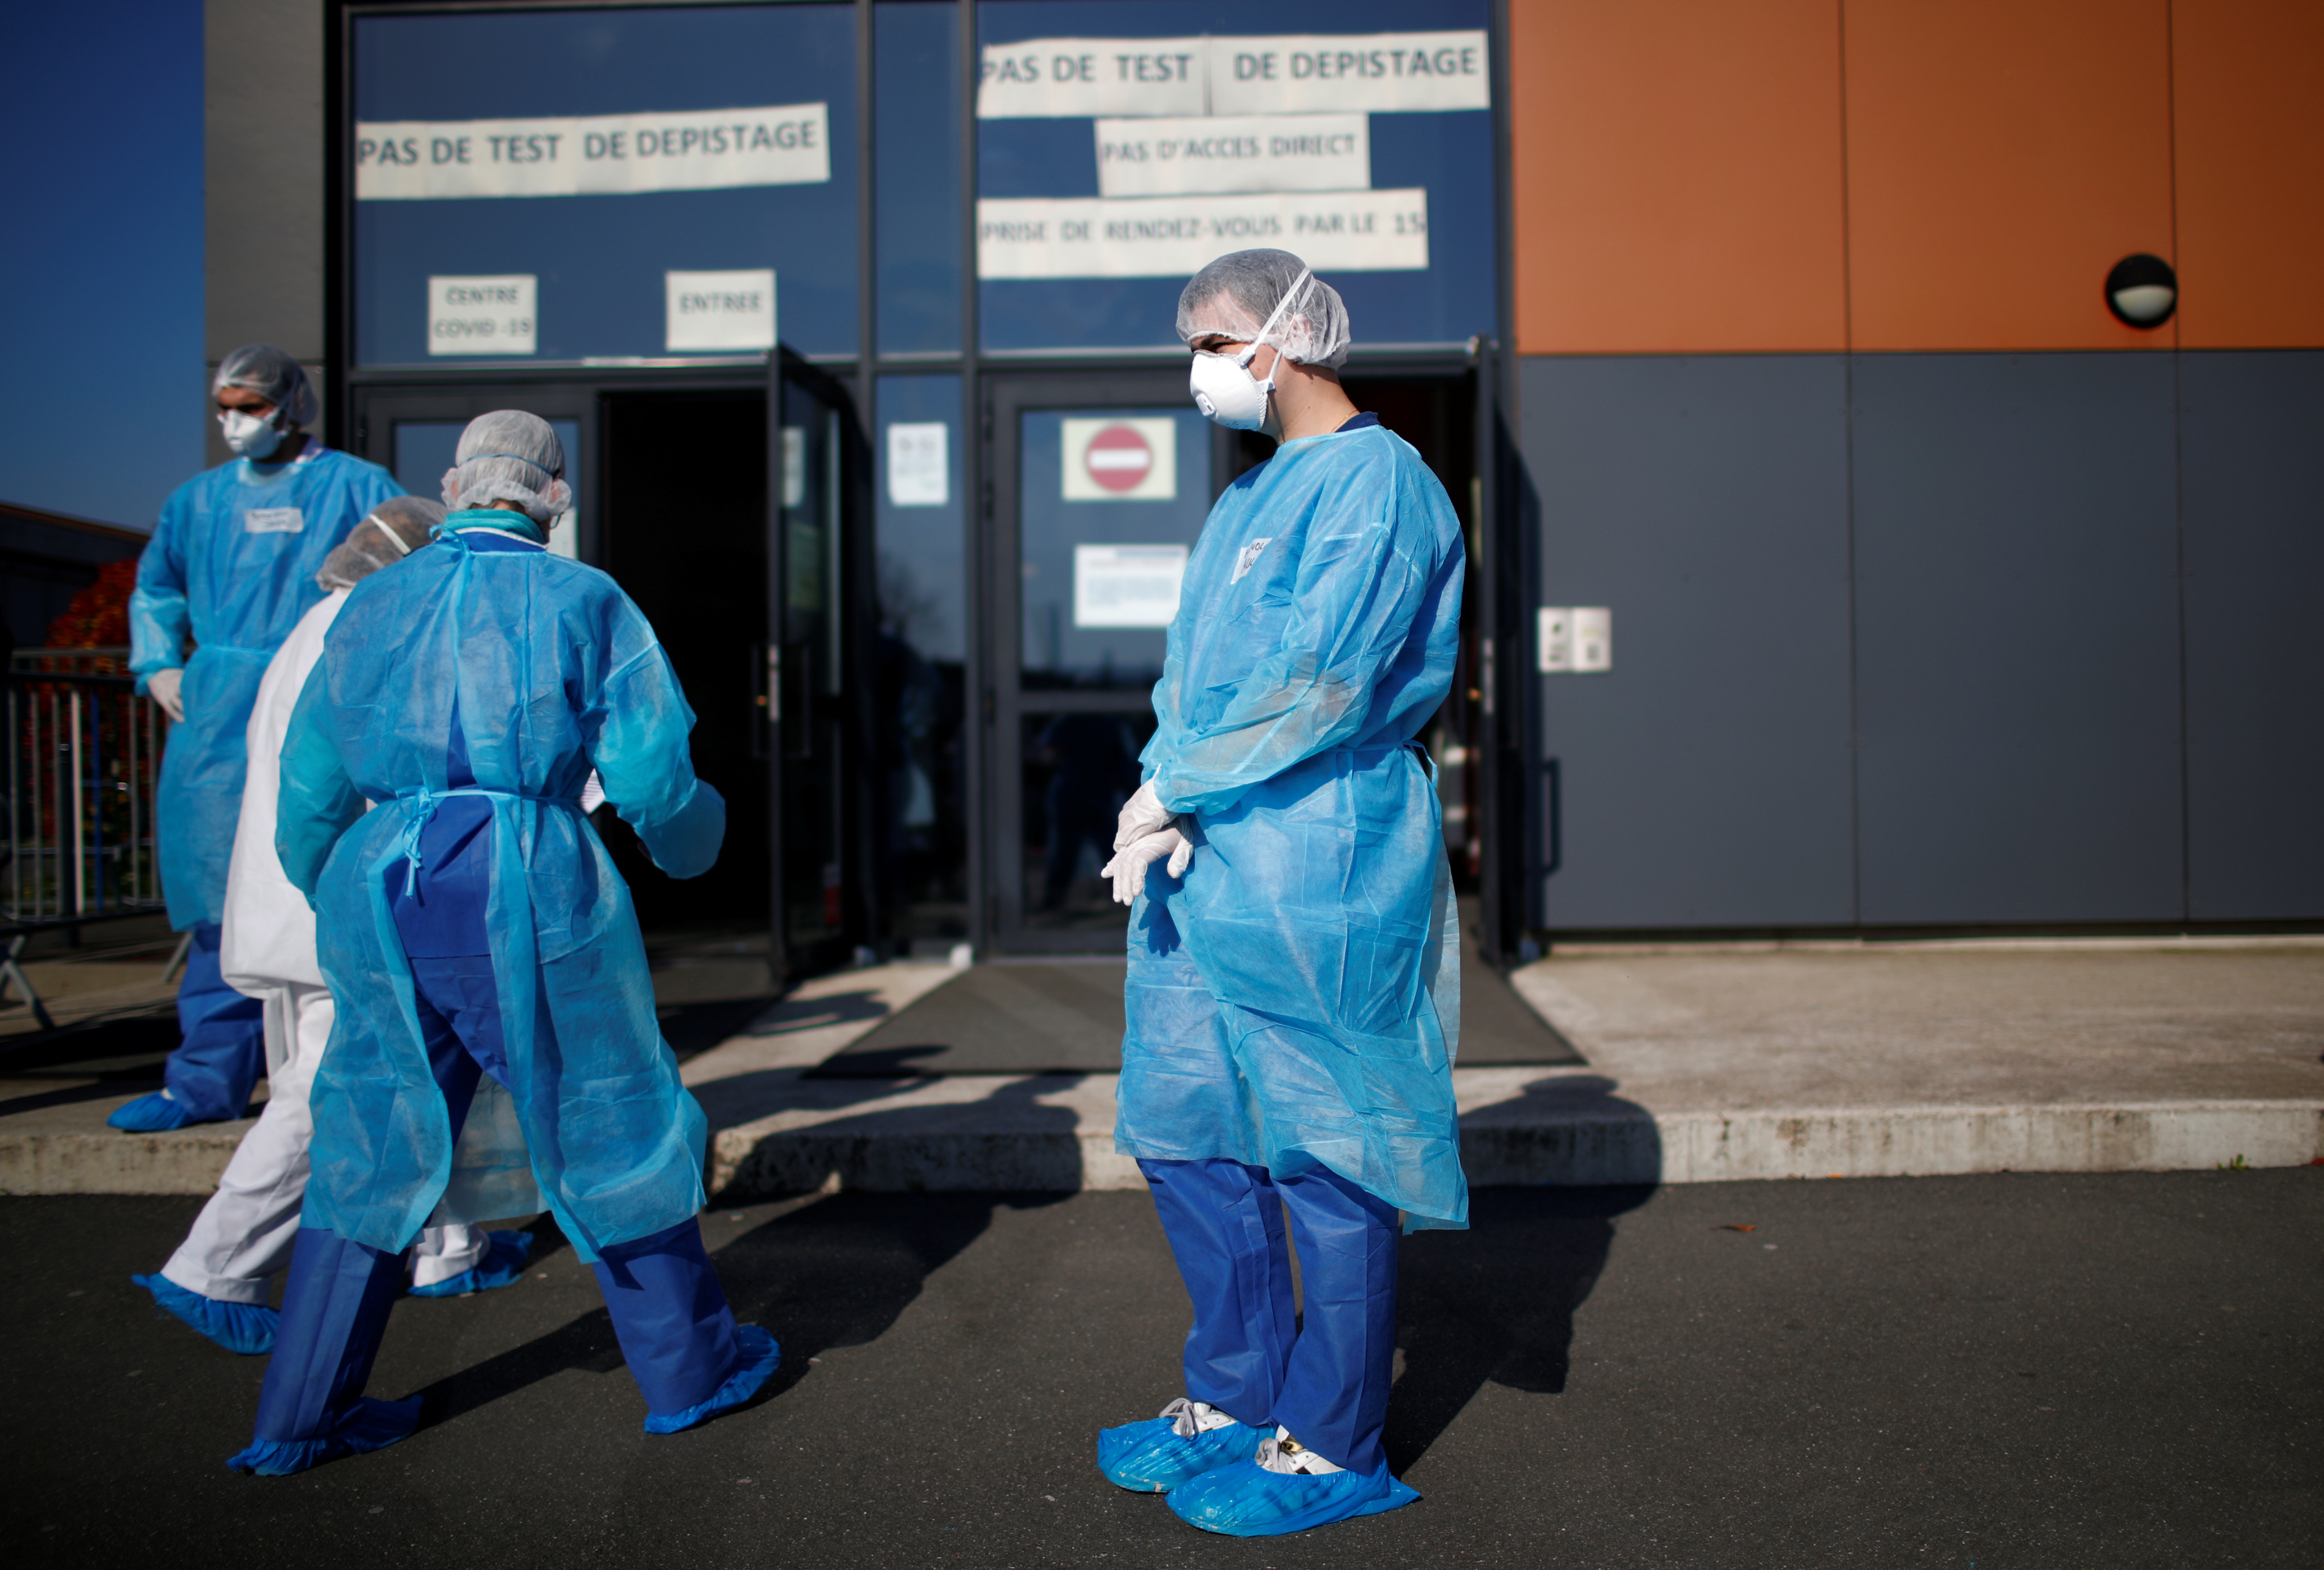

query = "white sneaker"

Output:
[[1255, 1425, 1345, 1475]]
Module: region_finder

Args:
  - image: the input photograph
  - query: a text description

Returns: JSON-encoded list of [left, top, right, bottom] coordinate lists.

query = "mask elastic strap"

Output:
[[1236, 268, 1314, 394], [363, 517, 415, 556]]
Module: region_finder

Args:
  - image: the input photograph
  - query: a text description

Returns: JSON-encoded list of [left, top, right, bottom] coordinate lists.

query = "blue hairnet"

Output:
[[441, 410, 574, 523], [213, 344, 321, 428], [1175, 250, 1352, 370]]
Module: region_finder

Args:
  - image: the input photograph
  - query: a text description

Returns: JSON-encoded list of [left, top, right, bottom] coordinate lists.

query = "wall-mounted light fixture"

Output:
[[2106, 254, 2177, 328]]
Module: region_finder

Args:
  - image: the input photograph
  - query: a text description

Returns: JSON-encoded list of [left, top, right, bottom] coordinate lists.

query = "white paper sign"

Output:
[[428, 274, 536, 355], [979, 189, 1427, 279], [1096, 113, 1369, 198], [243, 508, 304, 534], [887, 422, 950, 506], [979, 38, 1208, 119], [664, 270, 776, 352], [356, 104, 830, 200], [1061, 418, 1177, 501], [1210, 34, 1491, 115], [1074, 544, 1187, 627], [979, 34, 1488, 118]]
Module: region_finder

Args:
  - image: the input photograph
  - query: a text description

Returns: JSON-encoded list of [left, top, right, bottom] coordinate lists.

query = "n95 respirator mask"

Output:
[[218, 408, 285, 460], [1189, 348, 1275, 431]]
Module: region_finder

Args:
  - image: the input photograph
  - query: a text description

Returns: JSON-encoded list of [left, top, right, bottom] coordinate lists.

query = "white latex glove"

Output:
[[1101, 827, 1193, 906], [145, 667, 185, 723], [1114, 778, 1175, 851]]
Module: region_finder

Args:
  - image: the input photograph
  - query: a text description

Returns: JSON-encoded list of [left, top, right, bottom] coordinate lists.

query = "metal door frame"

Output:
[[977, 368, 1236, 953]]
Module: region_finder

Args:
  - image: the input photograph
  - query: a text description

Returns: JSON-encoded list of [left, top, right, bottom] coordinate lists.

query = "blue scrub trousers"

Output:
[[250, 954, 744, 1448], [162, 922, 266, 1121], [1140, 1157, 1400, 1475]]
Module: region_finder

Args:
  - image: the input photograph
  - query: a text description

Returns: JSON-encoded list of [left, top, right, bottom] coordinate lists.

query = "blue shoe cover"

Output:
[[1098, 1409, 1268, 1493], [225, 1395, 423, 1477], [1166, 1458, 1420, 1537], [407, 1230, 534, 1298], [108, 1092, 202, 1133], [641, 1324, 780, 1435], [133, 1273, 278, 1355]]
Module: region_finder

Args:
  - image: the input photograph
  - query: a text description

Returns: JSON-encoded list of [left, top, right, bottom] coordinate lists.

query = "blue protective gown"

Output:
[[1118, 418, 1468, 1230], [274, 519, 726, 1263], [130, 447, 403, 930]]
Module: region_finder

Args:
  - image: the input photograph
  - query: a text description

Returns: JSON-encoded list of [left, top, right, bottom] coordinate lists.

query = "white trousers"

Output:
[[160, 984, 487, 1303]]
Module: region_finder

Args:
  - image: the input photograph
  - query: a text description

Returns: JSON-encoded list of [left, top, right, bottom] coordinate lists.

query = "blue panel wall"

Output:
[[1850, 353, 2183, 924], [2179, 351, 2324, 920], [1521, 355, 1856, 928]]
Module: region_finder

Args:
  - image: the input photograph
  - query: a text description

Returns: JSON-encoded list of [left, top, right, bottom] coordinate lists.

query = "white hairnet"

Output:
[[1175, 249, 1352, 370], [441, 410, 574, 523], [317, 496, 444, 592], [213, 344, 321, 428]]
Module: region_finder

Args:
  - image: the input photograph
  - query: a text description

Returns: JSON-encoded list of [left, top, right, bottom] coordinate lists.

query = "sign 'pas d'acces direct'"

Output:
[[356, 103, 829, 199]]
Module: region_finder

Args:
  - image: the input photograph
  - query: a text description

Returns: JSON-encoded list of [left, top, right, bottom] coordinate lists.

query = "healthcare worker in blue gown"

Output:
[[230, 412, 777, 1476], [112, 346, 403, 1133], [1093, 252, 1467, 1537]]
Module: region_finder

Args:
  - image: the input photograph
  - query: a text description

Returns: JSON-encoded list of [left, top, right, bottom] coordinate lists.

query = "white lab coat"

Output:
[[162, 592, 534, 1300]]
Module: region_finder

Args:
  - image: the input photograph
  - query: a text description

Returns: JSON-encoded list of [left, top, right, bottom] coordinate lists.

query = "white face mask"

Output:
[[218, 407, 284, 460], [1186, 268, 1311, 432], [1189, 348, 1275, 431]]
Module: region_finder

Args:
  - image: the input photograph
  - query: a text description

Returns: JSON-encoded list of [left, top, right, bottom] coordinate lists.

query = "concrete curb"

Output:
[[8, 1095, 2316, 1201], [701, 1094, 2322, 1202], [0, 1125, 253, 1196]]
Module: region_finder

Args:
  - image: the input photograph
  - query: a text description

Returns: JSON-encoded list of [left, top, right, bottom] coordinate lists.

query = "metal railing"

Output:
[[5, 647, 168, 923]]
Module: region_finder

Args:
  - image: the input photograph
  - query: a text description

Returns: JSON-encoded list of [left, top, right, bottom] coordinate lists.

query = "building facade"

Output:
[[207, 0, 2321, 973]]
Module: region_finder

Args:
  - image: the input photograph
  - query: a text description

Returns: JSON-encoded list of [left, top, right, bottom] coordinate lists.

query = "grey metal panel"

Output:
[[1852, 352, 2182, 925], [1521, 354, 1854, 929], [2179, 351, 2324, 920], [206, 0, 327, 464]]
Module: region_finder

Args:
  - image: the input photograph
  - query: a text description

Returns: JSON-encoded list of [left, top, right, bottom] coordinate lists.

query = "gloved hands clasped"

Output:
[[1114, 778, 1175, 851], [1102, 825, 1193, 906]]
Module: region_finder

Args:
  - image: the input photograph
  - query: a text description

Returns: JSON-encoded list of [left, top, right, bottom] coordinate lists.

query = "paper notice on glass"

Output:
[[1096, 113, 1369, 198], [428, 275, 536, 355], [978, 38, 1207, 118], [887, 422, 950, 506], [1209, 34, 1491, 115], [978, 34, 1489, 118], [1074, 544, 1187, 628], [1537, 607, 1573, 673], [356, 104, 830, 200], [664, 270, 775, 352], [979, 189, 1426, 279], [780, 426, 805, 510]]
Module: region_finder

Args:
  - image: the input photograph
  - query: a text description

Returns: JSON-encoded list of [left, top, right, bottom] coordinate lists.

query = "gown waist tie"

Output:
[[395, 784, 582, 896]]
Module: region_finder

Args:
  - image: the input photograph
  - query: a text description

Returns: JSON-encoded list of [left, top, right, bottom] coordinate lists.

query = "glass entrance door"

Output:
[[767, 356, 872, 979], [985, 372, 1228, 951]]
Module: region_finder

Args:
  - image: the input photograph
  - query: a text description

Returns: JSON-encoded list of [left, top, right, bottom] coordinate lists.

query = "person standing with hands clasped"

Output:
[[1095, 251, 1467, 1536], [113, 346, 402, 1133], [233, 412, 775, 1475]]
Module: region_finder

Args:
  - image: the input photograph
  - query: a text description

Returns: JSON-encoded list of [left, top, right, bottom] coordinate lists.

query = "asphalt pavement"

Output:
[[7, 1170, 2318, 1568]]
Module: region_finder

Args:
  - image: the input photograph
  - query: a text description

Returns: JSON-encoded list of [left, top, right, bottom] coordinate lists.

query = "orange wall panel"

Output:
[[2172, 0, 2324, 348], [1510, 0, 1848, 355], [1842, 0, 2177, 352]]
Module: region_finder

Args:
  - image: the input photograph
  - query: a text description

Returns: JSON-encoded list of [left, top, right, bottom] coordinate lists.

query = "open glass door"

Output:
[[985, 372, 1224, 952], [765, 355, 872, 979]]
